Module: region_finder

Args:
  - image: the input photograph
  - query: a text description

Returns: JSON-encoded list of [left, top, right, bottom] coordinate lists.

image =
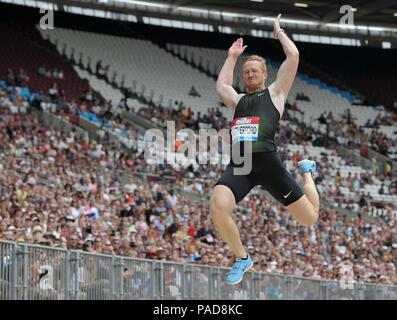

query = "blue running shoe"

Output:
[[298, 159, 317, 175], [227, 255, 254, 285]]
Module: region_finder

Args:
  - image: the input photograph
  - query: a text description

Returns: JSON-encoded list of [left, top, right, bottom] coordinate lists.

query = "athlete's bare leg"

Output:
[[287, 172, 319, 226], [210, 185, 247, 259]]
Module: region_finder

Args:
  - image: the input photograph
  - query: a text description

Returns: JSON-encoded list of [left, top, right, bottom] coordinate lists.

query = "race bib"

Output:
[[231, 116, 260, 144]]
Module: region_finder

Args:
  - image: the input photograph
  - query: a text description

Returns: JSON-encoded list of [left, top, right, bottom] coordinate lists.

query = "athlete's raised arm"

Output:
[[216, 38, 246, 111], [270, 14, 299, 101]]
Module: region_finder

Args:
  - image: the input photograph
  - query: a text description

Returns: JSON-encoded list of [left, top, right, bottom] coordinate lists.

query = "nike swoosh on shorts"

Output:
[[283, 191, 292, 198]]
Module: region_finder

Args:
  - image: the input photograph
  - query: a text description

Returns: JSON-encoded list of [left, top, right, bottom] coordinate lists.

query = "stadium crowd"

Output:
[[1, 71, 397, 286], [308, 108, 396, 160]]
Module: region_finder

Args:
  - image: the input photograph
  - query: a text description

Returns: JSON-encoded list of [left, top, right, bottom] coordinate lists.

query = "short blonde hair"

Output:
[[243, 55, 267, 74]]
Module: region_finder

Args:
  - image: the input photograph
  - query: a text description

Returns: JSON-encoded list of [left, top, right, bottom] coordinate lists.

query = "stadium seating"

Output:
[[0, 24, 88, 100], [39, 27, 232, 119]]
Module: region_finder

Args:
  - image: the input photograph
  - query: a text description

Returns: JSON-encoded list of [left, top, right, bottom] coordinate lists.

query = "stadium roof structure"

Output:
[[164, 0, 397, 29], [2, 0, 397, 45]]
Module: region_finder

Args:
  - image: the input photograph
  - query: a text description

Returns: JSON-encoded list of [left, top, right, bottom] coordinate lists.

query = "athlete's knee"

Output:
[[209, 194, 228, 214], [302, 206, 319, 227], [288, 195, 319, 227], [209, 192, 234, 217]]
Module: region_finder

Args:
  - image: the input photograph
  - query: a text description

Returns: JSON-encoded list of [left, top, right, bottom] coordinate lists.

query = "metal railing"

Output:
[[1, 241, 396, 300]]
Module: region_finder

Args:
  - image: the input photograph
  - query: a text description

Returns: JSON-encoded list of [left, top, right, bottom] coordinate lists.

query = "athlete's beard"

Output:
[[245, 83, 266, 94]]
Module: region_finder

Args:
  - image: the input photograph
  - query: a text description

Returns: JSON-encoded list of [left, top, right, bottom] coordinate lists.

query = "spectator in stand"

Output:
[[96, 60, 103, 75], [5, 69, 15, 86], [48, 83, 58, 100], [360, 143, 369, 158], [188, 85, 201, 97], [95, 60, 109, 80], [38, 64, 46, 76], [294, 150, 303, 163], [195, 221, 215, 245]]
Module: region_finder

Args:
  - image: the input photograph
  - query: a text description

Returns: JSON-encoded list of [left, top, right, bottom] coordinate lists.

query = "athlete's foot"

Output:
[[227, 255, 254, 285], [298, 159, 317, 175]]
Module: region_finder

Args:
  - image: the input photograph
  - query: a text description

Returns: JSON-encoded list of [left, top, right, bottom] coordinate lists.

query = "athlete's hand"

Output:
[[228, 38, 247, 58], [273, 13, 282, 38]]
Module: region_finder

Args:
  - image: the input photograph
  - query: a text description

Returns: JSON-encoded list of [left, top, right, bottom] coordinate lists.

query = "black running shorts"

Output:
[[215, 151, 304, 206]]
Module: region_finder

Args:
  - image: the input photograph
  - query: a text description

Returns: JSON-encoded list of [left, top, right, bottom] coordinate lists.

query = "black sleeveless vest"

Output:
[[231, 88, 280, 153]]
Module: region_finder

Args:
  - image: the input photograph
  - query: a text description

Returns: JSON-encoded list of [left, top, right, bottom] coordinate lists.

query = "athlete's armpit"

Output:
[[216, 84, 244, 111]]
